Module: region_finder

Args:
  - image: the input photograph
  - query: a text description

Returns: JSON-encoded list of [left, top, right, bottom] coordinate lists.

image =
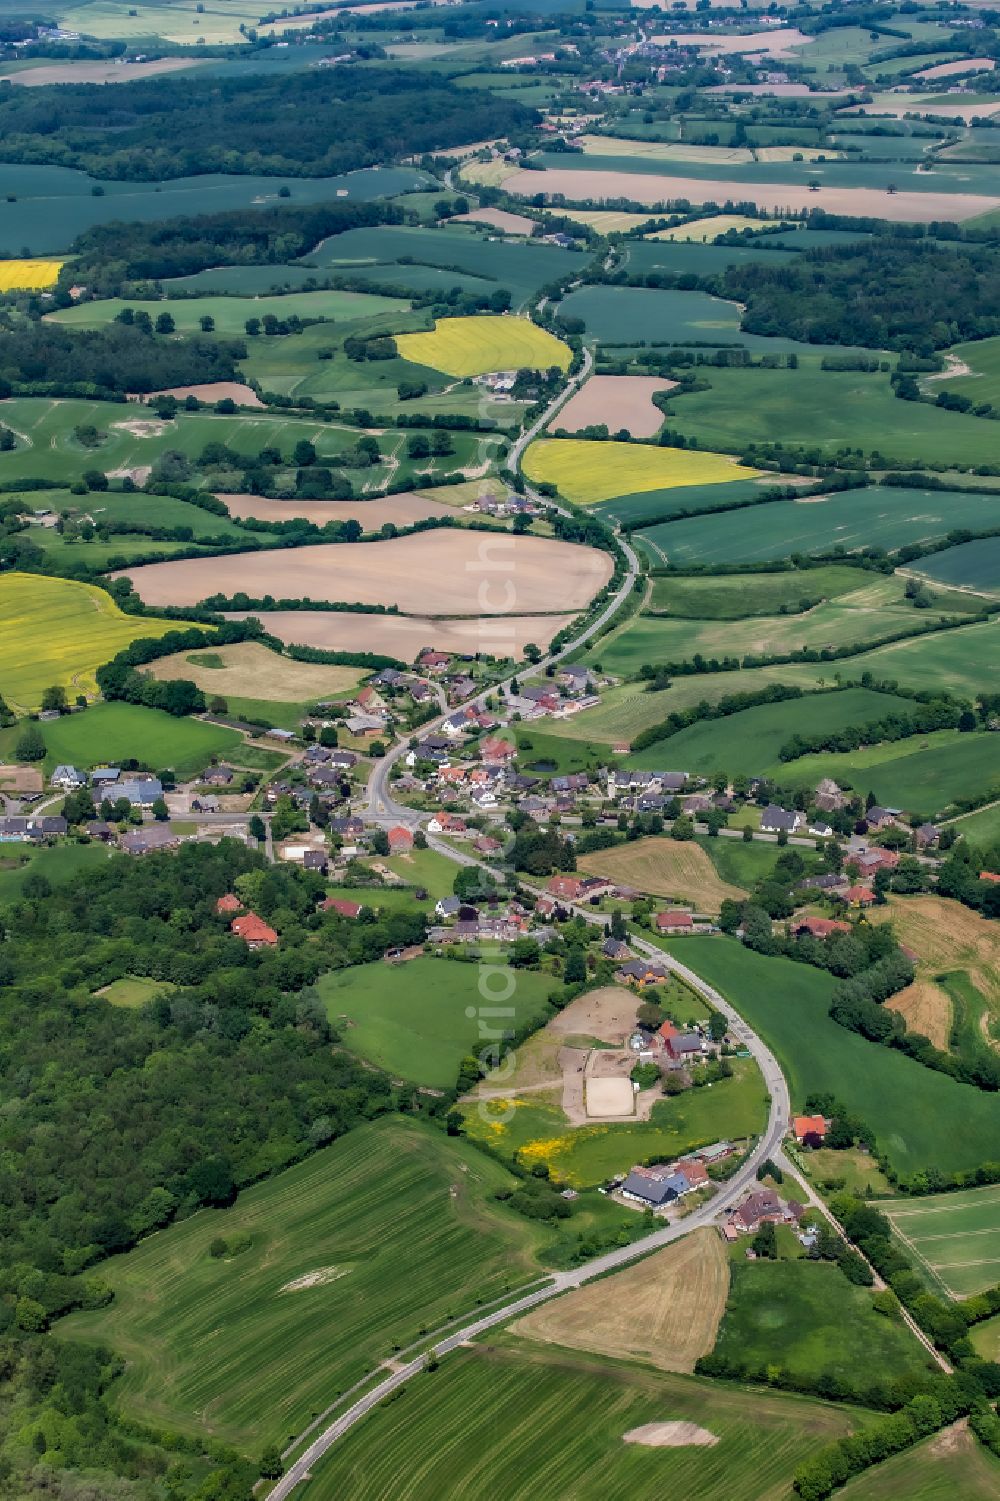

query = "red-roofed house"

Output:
[[658, 1019, 679, 1044], [980, 871, 1000, 884], [322, 897, 362, 919], [418, 650, 450, 673], [388, 826, 413, 854], [793, 1114, 828, 1143], [231, 912, 278, 948], [480, 737, 517, 765], [216, 892, 243, 914], [548, 874, 585, 900], [655, 910, 693, 933], [792, 916, 851, 939], [427, 812, 467, 834], [844, 885, 875, 908], [856, 848, 900, 875]]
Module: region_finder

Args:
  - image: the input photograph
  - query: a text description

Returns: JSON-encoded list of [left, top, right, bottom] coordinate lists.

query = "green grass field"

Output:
[[317, 957, 556, 1089], [947, 801, 1000, 847], [0, 840, 113, 902], [881, 1184, 1000, 1299], [57, 1118, 547, 1453], [0, 701, 244, 779], [0, 571, 178, 711], [773, 731, 1000, 819], [462, 1056, 767, 1187], [591, 477, 781, 527], [587, 578, 956, 676], [646, 566, 868, 618], [712, 1260, 927, 1386], [662, 937, 1000, 1182], [635, 486, 1000, 566], [839, 1428, 1000, 1500], [295, 1339, 862, 1501], [698, 836, 821, 892], [934, 334, 1000, 410], [911, 535, 1000, 598], [48, 289, 407, 337], [96, 974, 173, 1008]]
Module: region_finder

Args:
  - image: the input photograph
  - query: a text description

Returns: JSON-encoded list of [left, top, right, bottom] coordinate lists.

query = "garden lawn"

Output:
[[523, 438, 758, 506], [0, 572, 178, 712], [294, 1339, 862, 1501], [712, 1260, 929, 1388], [396, 315, 570, 377], [96, 975, 173, 1008], [1, 702, 244, 779], [316, 957, 556, 1089], [57, 1119, 547, 1453], [662, 936, 1000, 1182], [773, 730, 1000, 819]]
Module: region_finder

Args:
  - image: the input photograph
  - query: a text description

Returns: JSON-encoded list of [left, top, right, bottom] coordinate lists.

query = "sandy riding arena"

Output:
[[552, 375, 676, 439], [223, 608, 577, 661], [500, 168, 1000, 224], [221, 491, 456, 527], [116, 532, 612, 613]]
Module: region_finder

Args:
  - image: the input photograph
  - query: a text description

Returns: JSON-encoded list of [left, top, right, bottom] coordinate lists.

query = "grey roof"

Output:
[[51, 764, 84, 783], [90, 767, 121, 783], [761, 804, 798, 832], [621, 1171, 677, 1206], [113, 778, 163, 804]]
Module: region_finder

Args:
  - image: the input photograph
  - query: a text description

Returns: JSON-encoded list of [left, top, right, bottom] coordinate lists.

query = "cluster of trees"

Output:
[[509, 818, 576, 876], [0, 320, 240, 396], [632, 682, 805, 753], [0, 68, 535, 181], [777, 697, 968, 762], [938, 839, 1000, 921]]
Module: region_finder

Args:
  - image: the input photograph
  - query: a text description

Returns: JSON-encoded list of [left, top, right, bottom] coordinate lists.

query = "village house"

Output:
[[427, 812, 468, 835], [387, 825, 414, 854], [119, 824, 179, 856], [546, 873, 614, 903], [728, 1189, 785, 1236], [216, 892, 243, 914], [791, 916, 851, 939], [344, 713, 386, 738], [474, 834, 502, 856], [655, 909, 694, 934], [792, 1114, 829, 1144], [302, 850, 328, 874], [90, 767, 121, 792], [231, 912, 279, 948], [814, 777, 847, 813], [843, 884, 876, 908], [864, 806, 898, 831], [602, 936, 630, 961], [915, 823, 939, 849], [113, 777, 163, 808], [201, 764, 234, 787], [50, 764, 86, 791], [417, 649, 450, 674], [86, 820, 115, 842], [322, 897, 363, 919], [479, 736, 517, 766], [616, 957, 669, 987], [855, 847, 900, 877], [760, 805, 804, 835]]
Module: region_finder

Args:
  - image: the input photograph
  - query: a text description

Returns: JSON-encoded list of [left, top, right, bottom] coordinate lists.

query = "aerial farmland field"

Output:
[[771, 730, 1000, 817], [48, 289, 409, 336], [910, 535, 1000, 597], [882, 1184, 1000, 1298], [523, 438, 757, 505], [396, 314, 571, 376], [0, 572, 177, 711], [0, 700, 244, 778]]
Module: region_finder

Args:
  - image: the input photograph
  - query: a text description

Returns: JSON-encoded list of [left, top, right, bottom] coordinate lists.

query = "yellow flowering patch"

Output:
[[397, 315, 571, 378], [523, 437, 759, 506], [0, 259, 63, 292]]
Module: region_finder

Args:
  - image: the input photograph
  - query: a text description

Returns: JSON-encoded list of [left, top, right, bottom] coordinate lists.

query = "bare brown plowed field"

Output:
[[915, 58, 996, 80], [116, 531, 612, 613], [501, 168, 1000, 223], [650, 27, 811, 56], [148, 383, 264, 408], [221, 492, 455, 527], [551, 375, 676, 439], [514, 1228, 729, 1372], [223, 608, 577, 660], [7, 58, 201, 86], [451, 207, 536, 235]]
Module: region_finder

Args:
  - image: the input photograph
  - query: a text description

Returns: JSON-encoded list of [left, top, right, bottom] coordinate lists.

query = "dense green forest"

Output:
[[0, 322, 240, 395], [0, 69, 536, 179]]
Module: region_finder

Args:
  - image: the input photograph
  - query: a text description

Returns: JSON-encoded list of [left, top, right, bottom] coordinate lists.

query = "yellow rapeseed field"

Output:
[[396, 315, 571, 378], [0, 259, 63, 291], [0, 571, 177, 711], [523, 437, 759, 505]]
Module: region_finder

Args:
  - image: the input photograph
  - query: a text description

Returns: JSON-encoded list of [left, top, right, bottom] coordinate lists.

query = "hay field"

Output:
[[223, 608, 576, 660], [883, 1183, 1000, 1298], [873, 894, 1000, 1050], [523, 438, 757, 505], [149, 381, 264, 407], [551, 375, 675, 439], [514, 1228, 729, 1373], [59, 0, 266, 44], [915, 57, 996, 80], [0, 258, 62, 290], [560, 209, 660, 233], [651, 26, 812, 56], [147, 641, 362, 701], [578, 135, 753, 166], [648, 213, 783, 240], [396, 315, 571, 376], [5, 58, 199, 85], [451, 206, 535, 234], [500, 168, 1000, 223], [221, 491, 456, 527], [118, 531, 611, 613], [578, 838, 745, 912], [885, 981, 951, 1050], [0, 571, 177, 712]]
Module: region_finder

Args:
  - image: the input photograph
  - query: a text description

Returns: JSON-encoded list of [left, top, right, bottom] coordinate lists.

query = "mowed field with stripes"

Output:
[[883, 1184, 1000, 1298]]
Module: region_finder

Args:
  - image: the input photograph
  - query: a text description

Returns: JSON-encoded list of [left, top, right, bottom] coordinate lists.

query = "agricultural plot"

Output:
[[635, 485, 1000, 565], [223, 607, 577, 661], [49, 289, 408, 336], [623, 238, 800, 276], [910, 535, 1000, 598], [514, 1229, 729, 1373], [315, 956, 555, 1089], [58, 1119, 546, 1453], [523, 438, 758, 506], [839, 618, 1000, 703], [711, 1260, 928, 1388], [950, 801, 1000, 846], [396, 315, 571, 377], [221, 491, 459, 527], [646, 213, 787, 241], [838, 1426, 1000, 1501], [646, 565, 870, 618], [591, 476, 788, 527], [663, 936, 1000, 1181], [552, 375, 673, 438], [882, 1184, 1000, 1298], [588, 577, 961, 676], [0, 701, 243, 779], [773, 730, 1000, 819], [700, 837, 820, 893], [928, 335, 1000, 411], [577, 837, 746, 912], [871, 894, 1000, 1051], [305, 223, 583, 310], [147, 641, 362, 707], [298, 1340, 861, 1501], [0, 257, 62, 289], [0, 571, 177, 711], [118, 530, 612, 612], [0, 164, 424, 257]]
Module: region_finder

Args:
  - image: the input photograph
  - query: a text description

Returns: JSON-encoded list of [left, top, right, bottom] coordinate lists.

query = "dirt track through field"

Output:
[[223, 608, 577, 660], [501, 167, 1000, 222], [552, 375, 676, 439], [116, 531, 611, 614]]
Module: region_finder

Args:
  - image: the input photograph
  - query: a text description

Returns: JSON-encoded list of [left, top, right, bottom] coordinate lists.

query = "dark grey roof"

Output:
[[621, 1171, 677, 1206]]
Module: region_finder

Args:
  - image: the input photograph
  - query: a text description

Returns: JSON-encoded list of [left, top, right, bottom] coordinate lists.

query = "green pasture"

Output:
[[972, 1313, 1000, 1361], [58, 1118, 547, 1453], [0, 840, 112, 902], [622, 239, 801, 276], [948, 801, 1000, 848], [513, 725, 619, 776], [842, 618, 1000, 702], [926, 336, 1000, 410], [462, 1056, 766, 1187], [0, 702, 243, 779], [163, 264, 332, 296], [664, 366, 1000, 469], [560, 285, 840, 355], [48, 290, 408, 337], [631, 686, 910, 779], [0, 163, 425, 257], [699, 836, 822, 891], [636, 485, 1000, 566], [588, 577, 957, 676], [591, 477, 779, 527], [713, 1260, 927, 1387], [838, 1429, 1000, 1500], [27, 529, 220, 568], [84, 490, 246, 540], [912, 535, 1000, 598], [363, 846, 460, 901], [773, 731, 1000, 819], [882, 1183, 1000, 1299], [305, 224, 584, 310], [297, 1340, 862, 1501], [316, 957, 556, 1090], [662, 936, 1000, 1181], [646, 565, 870, 617]]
